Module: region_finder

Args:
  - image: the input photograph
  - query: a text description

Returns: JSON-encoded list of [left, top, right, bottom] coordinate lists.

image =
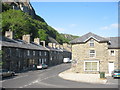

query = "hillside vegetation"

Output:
[[1, 3, 78, 44]]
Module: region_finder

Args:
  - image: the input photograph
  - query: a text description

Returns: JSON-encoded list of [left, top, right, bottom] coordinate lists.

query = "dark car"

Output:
[[112, 69, 120, 78], [37, 64, 48, 70], [0, 69, 15, 78]]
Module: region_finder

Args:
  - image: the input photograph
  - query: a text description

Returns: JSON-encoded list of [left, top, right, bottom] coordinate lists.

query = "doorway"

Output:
[[108, 62, 114, 75]]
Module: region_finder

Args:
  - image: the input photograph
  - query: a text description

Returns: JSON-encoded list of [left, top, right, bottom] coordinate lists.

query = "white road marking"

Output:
[[18, 75, 57, 88], [39, 75, 57, 82], [19, 80, 39, 88]]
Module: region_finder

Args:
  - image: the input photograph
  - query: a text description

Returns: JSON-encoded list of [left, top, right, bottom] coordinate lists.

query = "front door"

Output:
[[108, 62, 114, 75]]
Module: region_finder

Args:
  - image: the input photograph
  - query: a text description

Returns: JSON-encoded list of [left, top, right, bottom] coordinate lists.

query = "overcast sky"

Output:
[[31, 1, 118, 37]]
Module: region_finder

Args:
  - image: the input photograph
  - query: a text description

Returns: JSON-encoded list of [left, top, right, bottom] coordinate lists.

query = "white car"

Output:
[[63, 58, 70, 63], [37, 64, 48, 70]]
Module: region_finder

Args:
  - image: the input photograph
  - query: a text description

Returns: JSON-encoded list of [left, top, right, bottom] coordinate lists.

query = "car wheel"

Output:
[[11, 73, 14, 77]]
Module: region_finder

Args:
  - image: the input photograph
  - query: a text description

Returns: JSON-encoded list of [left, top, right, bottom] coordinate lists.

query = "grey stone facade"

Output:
[[1, 31, 72, 72], [70, 32, 120, 74]]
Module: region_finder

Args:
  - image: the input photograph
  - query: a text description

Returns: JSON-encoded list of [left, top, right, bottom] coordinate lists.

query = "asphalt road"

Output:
[[1, 63, 119, 88]]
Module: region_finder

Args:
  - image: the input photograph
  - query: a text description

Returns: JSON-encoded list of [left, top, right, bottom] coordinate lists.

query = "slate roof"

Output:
[[46, 46, 63, 52], [70, 32, 120, 49], [108, 37, 120, 49], [70, 32, 109, 44], [0, 36, 48, 51]]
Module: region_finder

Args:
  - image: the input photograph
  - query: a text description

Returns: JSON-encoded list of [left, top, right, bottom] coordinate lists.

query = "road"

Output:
[[1, 63, 119, 88]]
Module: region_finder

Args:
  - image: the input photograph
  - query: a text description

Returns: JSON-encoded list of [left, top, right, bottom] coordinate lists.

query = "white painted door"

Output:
[[108, 62, 114, 75]]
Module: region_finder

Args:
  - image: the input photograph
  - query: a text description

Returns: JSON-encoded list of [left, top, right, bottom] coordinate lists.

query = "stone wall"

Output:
[[72, 39, 109, 74]]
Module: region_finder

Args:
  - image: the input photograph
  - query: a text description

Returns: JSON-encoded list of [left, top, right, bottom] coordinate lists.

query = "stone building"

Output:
[[47, 43, 72, 66], [1, 31, 72, 72], [70, 32, 120, 74], [1, 31, 49, 72]]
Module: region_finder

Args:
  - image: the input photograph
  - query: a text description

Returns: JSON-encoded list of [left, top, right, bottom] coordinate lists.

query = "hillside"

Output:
[[1, 1, 78, 44], [60, 34, 79, 41]]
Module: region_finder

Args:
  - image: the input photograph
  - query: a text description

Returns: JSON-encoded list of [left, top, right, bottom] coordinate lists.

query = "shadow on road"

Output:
[[2, 74, 18, 80]]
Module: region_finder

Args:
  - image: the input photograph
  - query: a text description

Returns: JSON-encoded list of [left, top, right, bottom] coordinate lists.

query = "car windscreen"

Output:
[[114, 70, 120, 73]]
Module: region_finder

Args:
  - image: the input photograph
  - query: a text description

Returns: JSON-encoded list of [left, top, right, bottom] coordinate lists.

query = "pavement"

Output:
[[59, 68, 109, 84]]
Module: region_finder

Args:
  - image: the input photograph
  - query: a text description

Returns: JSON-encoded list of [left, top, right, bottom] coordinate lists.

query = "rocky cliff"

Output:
[[2, 0, 36, 18]]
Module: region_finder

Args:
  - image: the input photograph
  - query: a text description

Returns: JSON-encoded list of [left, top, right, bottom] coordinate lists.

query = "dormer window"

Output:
[[89, 40, 94, 47]]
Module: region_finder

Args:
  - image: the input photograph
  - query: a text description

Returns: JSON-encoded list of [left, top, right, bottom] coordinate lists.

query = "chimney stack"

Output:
[[60, 45, 63, 49], [40, 41, 45, 47], [48, 43, 53, 48], [22, 34, 30, 43], [63, 43, 68, 48], [53, 43, 56, 49], [56, 44, 60, 49], [34, 38, 40, 45], [5, 31, 13, 39]]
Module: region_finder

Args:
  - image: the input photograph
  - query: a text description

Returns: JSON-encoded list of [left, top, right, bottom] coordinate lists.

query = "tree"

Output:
[[38, 29, 48, 41]]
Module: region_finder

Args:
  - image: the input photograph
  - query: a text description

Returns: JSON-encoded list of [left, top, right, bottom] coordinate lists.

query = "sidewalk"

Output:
[[59, 69, 108, 84]]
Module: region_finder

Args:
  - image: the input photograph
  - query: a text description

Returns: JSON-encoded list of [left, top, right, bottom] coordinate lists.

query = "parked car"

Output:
[[63, 58, 70, 63], [37, 64, 48, 70], [112, 69, 120, 78], [0, 69, 15, 78]]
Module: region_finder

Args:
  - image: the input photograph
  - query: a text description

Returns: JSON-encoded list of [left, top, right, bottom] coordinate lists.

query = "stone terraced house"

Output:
[[0, 31, 72, 72], [1, 33, 49, 72], [70, 32, 120, 74]]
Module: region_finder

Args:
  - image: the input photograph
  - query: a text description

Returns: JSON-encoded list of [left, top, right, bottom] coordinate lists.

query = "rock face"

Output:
[[3, 0, 36, 18]]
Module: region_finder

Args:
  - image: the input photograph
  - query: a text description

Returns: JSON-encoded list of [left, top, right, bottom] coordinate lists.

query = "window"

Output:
[[44, 52, 47, 56], [33, 51, 35, 56], [39, 51, 41, 56], [84, 61, 99, 71], [39, 59, 42, 64], [27, 50, 30, 56], [89, 50, 95, 57], [89, 40, 94, 47], [44, 58, 47, 63], [110, 50, 115, 56]]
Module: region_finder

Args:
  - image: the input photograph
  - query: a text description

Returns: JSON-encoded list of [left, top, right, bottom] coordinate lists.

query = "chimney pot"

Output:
[[34, 38, 40, 45], [5, 31, 13, 39], [22, 34, 30, 43]]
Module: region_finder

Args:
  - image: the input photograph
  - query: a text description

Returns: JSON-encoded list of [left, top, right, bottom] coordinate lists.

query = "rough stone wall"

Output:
[[72, 39, 109, 74], [108, 49, 120, 69]]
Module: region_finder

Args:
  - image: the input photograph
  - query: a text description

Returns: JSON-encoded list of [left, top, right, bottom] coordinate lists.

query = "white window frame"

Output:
[[33, 51, 35, 56], [39, 59, 42, 64], [89, 50, 96, 58], [84, 60, 99, 71], [44, 52, 47, 56], [27, 50, 30, 56], [89, 39, 94, 47], [45, 58, 47, 63], [109, 50, 115, 56], [39, 51, 41, 56]]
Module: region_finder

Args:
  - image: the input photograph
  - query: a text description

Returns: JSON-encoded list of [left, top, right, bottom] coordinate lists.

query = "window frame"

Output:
[[89, 39, 94, 47], [27, 50, 30, 56], [84, 60, 99, 71], [39, 51, 42, 56], [110, 50, 115, 56], [44, 51, 47, 56], [89, 50, 96, 58], [33, 51, 35, 56]]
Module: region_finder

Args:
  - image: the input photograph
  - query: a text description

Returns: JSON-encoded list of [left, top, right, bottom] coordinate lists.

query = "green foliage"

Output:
[[2, 10, 33, 38], [38, 29, 48, 41], [2, 9, 72, 44]]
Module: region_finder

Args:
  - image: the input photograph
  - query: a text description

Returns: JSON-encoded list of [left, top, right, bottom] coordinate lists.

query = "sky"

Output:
[[30, 1, 118, 37]]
